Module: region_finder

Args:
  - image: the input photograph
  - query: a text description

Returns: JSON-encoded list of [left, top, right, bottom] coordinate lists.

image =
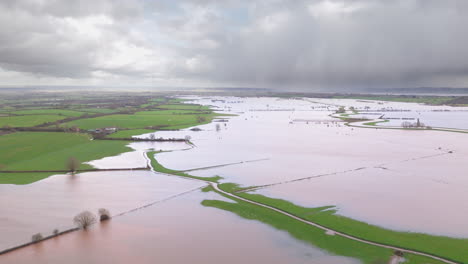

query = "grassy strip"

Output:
[[0, 132, 132, 184], [147, 151, 221, 182], [202, 186, 445, 264], [362, 120, 390, 126], [217, 183, 467, 264]]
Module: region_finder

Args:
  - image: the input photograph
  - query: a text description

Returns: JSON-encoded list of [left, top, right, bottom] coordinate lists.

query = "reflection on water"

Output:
[[2, 191, 360, 264], [2, 96, 468, 263], [0, 171, 204, 249], [152, 96, 468, 237]]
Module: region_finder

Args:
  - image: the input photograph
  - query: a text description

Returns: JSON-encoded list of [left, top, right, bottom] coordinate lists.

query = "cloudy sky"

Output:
[[0, 0, 467, 90]]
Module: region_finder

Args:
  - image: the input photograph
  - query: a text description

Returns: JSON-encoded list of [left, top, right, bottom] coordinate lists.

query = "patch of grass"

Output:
[[61, 111, 220, 130], [0, 132, 132, 184], [217, 184, 467, 264], [0, 172, 57, 185], [108, 129, 155, 138], [0, 115, 66, 127], [9, 109, 85, 117], [147, 151, 221, 182], [363, 120, 389, 126]]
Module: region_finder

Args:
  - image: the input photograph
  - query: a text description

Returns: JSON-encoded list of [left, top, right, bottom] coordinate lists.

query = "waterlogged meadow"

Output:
[[1, 95, 467, 264]]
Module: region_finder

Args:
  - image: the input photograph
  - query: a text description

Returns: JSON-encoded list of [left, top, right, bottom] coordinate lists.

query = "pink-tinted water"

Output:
[[0, 171, 203, 249], [2, 191, 359, 264], [151, 97, 468, 237]]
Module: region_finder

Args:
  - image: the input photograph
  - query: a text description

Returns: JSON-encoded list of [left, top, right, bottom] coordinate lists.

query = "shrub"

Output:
[[98, 208, 111, 221], [73, 211, 97, 229], [31, 233, 43, 242]]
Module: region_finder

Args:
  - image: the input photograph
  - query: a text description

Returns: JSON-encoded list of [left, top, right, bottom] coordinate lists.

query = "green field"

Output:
[[0, 115, 66, 127], [8, 109, 85, 117], [61, 110, 221, 130], [0, 132, 132, 184]]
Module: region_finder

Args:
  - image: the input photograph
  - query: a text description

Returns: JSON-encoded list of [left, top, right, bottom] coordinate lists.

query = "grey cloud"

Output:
[[0, 0, 468, 89], [183, 0, 468, 89]]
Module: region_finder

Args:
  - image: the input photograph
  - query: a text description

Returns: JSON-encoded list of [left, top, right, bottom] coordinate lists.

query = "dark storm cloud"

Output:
[[0, 0, 468, 89], [179, 0, 468, 89]]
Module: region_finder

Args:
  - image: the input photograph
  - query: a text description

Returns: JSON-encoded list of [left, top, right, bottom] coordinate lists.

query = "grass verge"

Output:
[[147, 151, 221, 182], [362, 120, 390, 126], [215, 183, 467, 264], [202, 185, 446, 264]]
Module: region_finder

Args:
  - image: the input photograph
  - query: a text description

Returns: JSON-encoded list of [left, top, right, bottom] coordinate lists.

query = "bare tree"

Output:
[[215, 123, 221, 132], [184, 135, 191, 142], [149, 133, 155, 140], [31, 233, 43, 242], [401, 121, 412, 128], [98, 208, 111, 221], [73, 211, 97, 229], [67, 157, 80, 173]]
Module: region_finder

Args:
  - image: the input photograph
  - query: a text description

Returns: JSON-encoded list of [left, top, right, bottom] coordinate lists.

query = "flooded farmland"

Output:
[[2, 182, 359, 264], [153, 97, 468, 237], [2, 96, 468, 263]]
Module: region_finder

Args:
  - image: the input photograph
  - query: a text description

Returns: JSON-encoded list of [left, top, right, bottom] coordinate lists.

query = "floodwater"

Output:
[[1, 124, 359, 264], [2, 190, 359, 264], [313, 98, 468, 129], [0, 170, 204, 250], [2, 95, 468, 263], [151, 96, 468, 237], [86, 141, 191, 169]]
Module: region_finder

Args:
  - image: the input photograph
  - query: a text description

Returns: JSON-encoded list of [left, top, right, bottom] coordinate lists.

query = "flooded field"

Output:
[[152, 96, 468, 237], [2, 189, 359, 264], [0, 170, 204, 250], [2, 96, 468, 264], [315, 98, 468, 129]]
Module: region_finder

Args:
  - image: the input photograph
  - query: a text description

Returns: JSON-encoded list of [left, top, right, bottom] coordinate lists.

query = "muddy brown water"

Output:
[[1, 191, 359, 264], [0, 170, 204, 250]]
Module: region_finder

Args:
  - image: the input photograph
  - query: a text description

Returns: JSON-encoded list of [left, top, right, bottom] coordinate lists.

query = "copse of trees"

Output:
[[401, 118, 426, 128]]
